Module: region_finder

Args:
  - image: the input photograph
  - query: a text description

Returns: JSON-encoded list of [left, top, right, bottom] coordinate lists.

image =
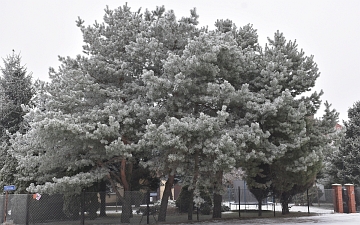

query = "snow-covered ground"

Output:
[[177, 213, 360, 225], [225, 202, 335, 214], [162, 204, 360, 225]]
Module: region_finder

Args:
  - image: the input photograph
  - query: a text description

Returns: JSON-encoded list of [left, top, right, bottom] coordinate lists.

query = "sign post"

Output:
[[3, 185, 16, 222]]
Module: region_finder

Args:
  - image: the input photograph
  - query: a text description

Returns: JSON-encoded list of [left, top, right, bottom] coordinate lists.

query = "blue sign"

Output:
[[4, 185, 16, 191]]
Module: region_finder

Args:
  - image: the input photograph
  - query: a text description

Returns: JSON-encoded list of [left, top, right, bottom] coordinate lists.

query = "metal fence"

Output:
[[222, 188, 335, 207], [0, 192, 150, 225], [0, 188, 338, 225]]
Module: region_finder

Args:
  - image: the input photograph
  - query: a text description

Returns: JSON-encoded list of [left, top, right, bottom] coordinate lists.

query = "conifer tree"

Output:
[[0, 52, 34, 190], [243, 31, 338, 214], [329, 101, 360, 186], [11, 4, 200, 223], [141, 28, 292, 219], [10, 3, 339, 221]]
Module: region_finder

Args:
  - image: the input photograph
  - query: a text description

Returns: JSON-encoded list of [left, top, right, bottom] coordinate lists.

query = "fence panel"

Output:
[[0, 188, 339, 224], [290, 188, 335, 213]]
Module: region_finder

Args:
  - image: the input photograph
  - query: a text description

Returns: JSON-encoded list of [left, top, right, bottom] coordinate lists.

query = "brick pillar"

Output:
[[332, 184, 343, 213], [345, 184, 356, 213]]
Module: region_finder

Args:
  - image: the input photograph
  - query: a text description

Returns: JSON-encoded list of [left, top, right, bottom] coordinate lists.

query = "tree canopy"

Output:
[[8, 3, 339, 221]]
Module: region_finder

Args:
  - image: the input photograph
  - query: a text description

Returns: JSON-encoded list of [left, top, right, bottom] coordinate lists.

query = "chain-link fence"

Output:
[[0, 192, 152, 225], [291, 187, 335, 211], [0, 188, 338, 225]]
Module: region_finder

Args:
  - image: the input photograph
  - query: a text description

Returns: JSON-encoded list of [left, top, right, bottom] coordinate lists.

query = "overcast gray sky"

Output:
[[1, 0, 359, 123]]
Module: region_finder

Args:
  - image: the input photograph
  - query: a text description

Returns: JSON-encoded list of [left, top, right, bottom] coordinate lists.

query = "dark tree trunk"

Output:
[[281, 201, 289, 214], [188, 190, 194, 221], [213, 193, 222, 218], [158, 174, 175, 222], [281, 198, 290, 215], [121, 191, 132, 223], [99, 180, 107, 217], [212, 170, 223, 219], [258, 199, 262, 216], [188, 150, 200, 221], [120, 159, 133, 223]]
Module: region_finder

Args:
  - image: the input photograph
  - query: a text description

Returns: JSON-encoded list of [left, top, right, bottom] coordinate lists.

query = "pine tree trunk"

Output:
[[121, 191, 132, 223], [212, 171, 223, 219], [281, 197, 290, 215], [213, 193, 222, 218], [188, 189, 194, 221], [258, 199, 262, 216], [99, 180, 107, 217], [188, 150, 200, 221], [120, 159, 133, 223], [158, 174, 175, 222], [106, 174, 124, 204], [120, 158, 130, 191]]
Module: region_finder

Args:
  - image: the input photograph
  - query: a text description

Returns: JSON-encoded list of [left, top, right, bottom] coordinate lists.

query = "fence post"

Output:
[[238, 187, 241, 218], [115, 193, 118, 212], [26, 194, 31, 225], [345, 184, 356, 213], [307, 189, 310, 214], [1, 193, 4, 224], [147, 190, 150, 224], [332, 184, 343, 213], [244, 184, 247, 212], [273, 194, 275, 217], [3, 191, 8, 223], [228, 186, 231, 208]]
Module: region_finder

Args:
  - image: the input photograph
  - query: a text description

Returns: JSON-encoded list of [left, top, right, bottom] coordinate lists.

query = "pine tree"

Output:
[[329, 101, 360, 186], [11, 4, 201, 223], [0, 52, 34, 190], [141, 28, 283, 219], [238, 31, 338, 214], [10, 3, 339, 220]]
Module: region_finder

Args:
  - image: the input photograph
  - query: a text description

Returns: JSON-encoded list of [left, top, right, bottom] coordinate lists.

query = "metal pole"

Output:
[[238, 187, 241, 218], [316, 181, 320, 207], [4, 191, 8, 223], [147, 190, 150, 224], [26, 194, 31, 225], [307, 189, 310, 214], [228, 186, 231, 208], [244, 181, 247, 212], [115, 193, 118, 212], [273, 194, 276, 217]]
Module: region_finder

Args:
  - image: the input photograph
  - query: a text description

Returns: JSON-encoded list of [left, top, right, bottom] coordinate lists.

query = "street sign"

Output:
[[3, 185, 16, 191]]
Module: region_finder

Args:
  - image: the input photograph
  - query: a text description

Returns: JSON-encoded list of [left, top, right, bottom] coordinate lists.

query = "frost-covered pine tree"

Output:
[[241, 31, 338, 214], [270, 103, 338, 214], [0, 52, 34, 190], [141, 27, 279, 219], [11, 4, 201, 223], [329, 101, 360, 185]]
